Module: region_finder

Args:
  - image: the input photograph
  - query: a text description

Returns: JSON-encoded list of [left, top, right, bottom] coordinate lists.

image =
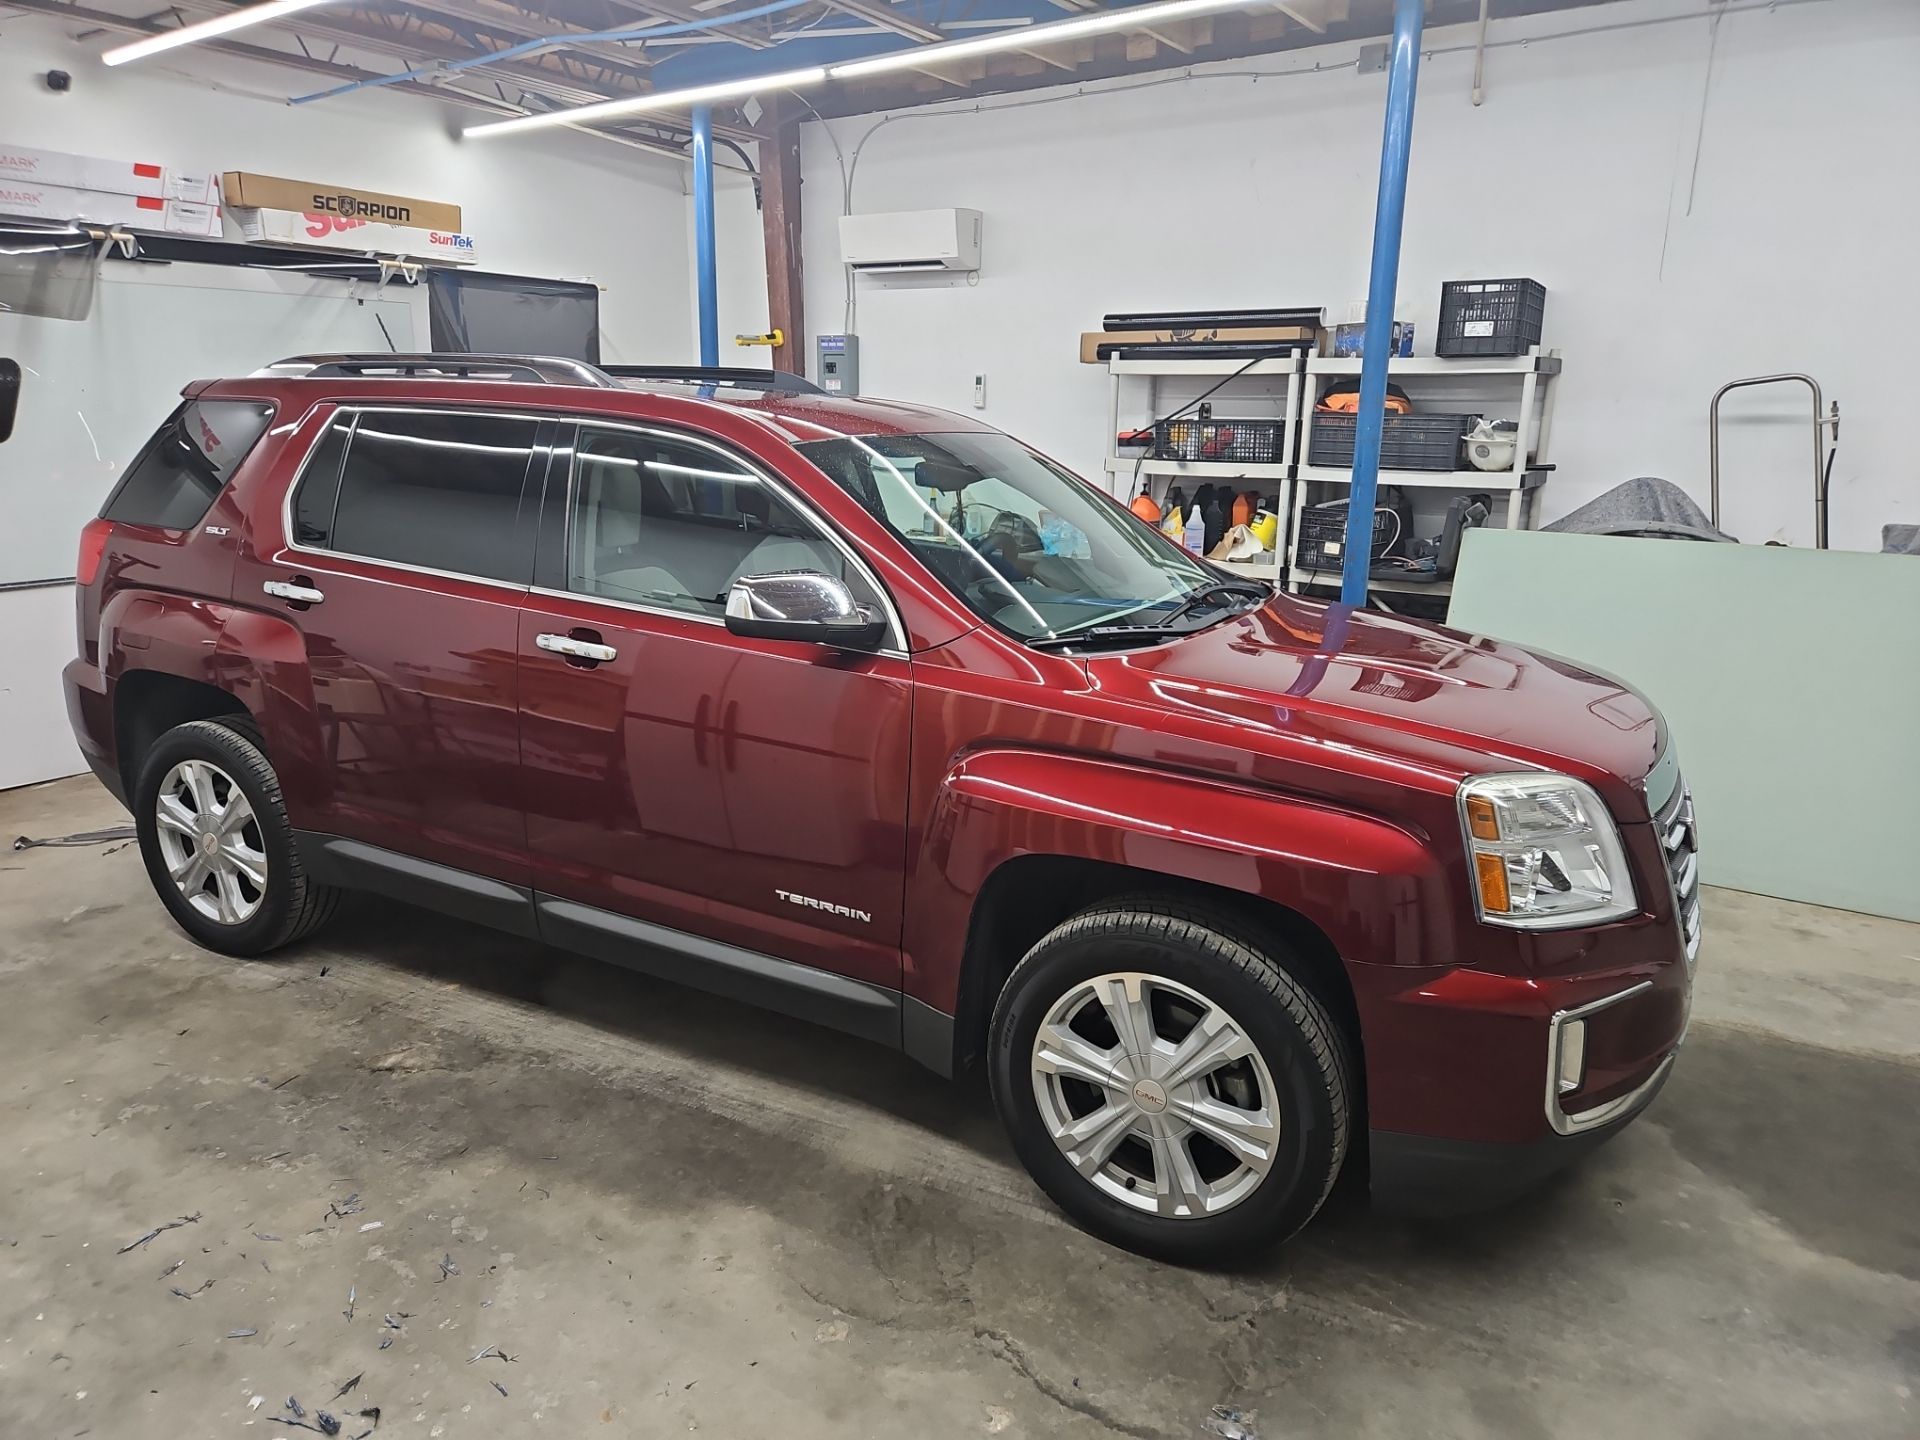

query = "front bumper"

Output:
[[1369, 1050, 1673, 1216]]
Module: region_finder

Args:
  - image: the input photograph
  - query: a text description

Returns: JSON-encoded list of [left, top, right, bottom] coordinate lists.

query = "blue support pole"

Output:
[[691, 104, 720, 367], [1341, 0, 1426, 607]]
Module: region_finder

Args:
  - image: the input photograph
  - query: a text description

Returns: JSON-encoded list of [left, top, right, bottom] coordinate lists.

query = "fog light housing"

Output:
[[1458, 772, 1637, 930], [1556, 1018, 1587, 1094]]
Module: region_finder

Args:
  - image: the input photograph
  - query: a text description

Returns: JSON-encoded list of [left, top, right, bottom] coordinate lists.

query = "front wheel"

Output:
[[989, 899, 1351, 1262], [133, 716, 342, 956]]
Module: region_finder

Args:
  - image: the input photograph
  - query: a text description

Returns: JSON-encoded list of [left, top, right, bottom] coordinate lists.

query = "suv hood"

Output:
[[1089, 597, 1667, 817]]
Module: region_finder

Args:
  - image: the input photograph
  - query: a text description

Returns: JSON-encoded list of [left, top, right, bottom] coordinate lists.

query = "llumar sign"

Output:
[[220, 172, 461, 232]]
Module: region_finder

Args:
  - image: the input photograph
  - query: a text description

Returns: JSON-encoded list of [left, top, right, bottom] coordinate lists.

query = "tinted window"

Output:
[[327, 411, 539, 583], [568, 425, 879, 619], [291, 413, 352, 547], [103, 400, 275, 529]]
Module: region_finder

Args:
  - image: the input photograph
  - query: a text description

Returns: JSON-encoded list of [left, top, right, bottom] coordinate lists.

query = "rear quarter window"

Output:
[[102, 399, 276, 529]]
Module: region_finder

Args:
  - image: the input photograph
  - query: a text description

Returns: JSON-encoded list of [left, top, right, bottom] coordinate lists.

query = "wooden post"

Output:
[[760, 99, 806, 377]]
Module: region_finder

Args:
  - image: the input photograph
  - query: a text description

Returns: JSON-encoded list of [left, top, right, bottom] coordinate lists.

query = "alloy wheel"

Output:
[[152, 759, 268, 926], [1029, 971, 1280, 1218]]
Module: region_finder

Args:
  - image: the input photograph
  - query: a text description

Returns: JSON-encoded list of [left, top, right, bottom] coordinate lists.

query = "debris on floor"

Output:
[[117, 1212, 201, 1253], [490, 1380, 509, 1398], [436, 1253, 459, 1281], [12, 825, 136, 851], [369, 1045, 442, 1073], [1204, 1404, 1260, 1439], [815, 1319, 849, 1344], [330, 1372, 364, 1401], [226, 1327, 258, 1339]]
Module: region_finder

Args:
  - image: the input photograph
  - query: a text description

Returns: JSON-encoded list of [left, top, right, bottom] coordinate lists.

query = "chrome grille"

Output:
[[1656, 777, 1701, 964]]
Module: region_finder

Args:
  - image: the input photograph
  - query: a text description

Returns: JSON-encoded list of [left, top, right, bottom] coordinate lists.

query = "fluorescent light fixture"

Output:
[[464, 66, 828, 139], [461, 0, 1258, 141], [102, 0, 342, 67], [827, 0, 1256, 79]]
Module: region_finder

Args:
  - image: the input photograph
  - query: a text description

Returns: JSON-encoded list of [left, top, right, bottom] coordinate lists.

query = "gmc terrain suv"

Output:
[[64, 353, 1699, 1261]]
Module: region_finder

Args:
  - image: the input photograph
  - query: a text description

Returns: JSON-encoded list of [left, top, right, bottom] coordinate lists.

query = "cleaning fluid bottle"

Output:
[[1184, 504, 1206, 554]]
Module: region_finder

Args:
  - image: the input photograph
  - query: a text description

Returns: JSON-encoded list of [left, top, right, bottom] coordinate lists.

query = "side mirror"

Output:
[[724, 571, 887, 652]]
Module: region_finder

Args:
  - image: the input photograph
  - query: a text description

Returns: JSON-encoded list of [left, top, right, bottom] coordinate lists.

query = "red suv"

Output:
[[64, 353, 1698, 1261]]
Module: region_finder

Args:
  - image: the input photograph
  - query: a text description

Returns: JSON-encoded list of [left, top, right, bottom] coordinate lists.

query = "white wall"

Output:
[[0, 13, 697, 788], [799, 0, 1920, 553]]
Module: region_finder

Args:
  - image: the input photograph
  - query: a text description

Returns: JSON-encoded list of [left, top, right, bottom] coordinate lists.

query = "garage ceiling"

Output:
[[13, 0, 1632, 157]]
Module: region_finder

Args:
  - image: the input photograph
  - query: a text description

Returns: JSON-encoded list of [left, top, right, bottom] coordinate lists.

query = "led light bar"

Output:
[[464, 66, 830, 140], [464, 0, 1261, 141], [102, 0, 343, 68], [828, 0, 1254, 80]]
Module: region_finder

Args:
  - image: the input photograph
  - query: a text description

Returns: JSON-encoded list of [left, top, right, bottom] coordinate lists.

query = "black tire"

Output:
[[989, 897, 1350, 1263], [132, 715, 343, 956]]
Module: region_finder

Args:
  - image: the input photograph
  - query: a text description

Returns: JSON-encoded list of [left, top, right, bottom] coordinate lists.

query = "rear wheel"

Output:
[[133, 717, 341, 956], [989, 899, 1350, 1262]]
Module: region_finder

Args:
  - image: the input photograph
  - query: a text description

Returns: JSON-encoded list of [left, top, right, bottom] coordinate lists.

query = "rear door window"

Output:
[[316, 409, 541, 584], [102, 399, 275, 529]]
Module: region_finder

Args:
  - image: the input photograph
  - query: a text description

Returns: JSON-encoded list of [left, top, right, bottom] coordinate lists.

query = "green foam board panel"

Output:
[[1447, 530, 1919, 923]]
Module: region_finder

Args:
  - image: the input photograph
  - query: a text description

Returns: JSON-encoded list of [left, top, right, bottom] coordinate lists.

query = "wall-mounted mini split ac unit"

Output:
[[838, 208, 982, 274]]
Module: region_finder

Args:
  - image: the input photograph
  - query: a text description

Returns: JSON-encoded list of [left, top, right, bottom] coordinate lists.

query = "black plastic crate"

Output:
[[1308, 412, 1472, 472], [1153, 416, 1283, 465], [1436, 277, 1546, 357]]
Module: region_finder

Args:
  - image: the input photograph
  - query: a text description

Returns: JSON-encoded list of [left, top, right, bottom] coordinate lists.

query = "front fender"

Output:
[[904, 747, 1459, 1015]]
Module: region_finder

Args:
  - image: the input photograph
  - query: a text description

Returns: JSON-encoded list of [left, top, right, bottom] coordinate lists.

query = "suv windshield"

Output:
[[798, 431, 1232, 642]]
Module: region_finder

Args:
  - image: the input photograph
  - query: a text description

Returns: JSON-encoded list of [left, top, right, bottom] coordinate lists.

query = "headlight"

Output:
[[1458, 773, 1637, 929]]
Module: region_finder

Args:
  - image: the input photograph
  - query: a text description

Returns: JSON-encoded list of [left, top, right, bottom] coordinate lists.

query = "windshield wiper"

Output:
[[1026, 623, 1185, 651], [1156, 579, 1270, 629]]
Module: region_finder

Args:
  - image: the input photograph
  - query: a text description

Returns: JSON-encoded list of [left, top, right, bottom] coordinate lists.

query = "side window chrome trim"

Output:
[[278, 403, 545, 594], [564, 418, 909, 655]]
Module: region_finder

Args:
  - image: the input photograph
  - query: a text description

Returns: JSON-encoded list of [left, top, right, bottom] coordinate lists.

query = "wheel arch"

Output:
[[946, 855, 1363, 1110], [114, 671, 251, 799]]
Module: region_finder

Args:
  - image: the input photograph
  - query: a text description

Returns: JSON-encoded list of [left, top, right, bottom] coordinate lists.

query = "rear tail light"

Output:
[[76, 517, 113, 586]]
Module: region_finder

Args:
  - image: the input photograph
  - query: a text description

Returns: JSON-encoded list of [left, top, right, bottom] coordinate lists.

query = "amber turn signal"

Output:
[[1474, 852, 1511, 914], [1465, 794, 1501, 841]]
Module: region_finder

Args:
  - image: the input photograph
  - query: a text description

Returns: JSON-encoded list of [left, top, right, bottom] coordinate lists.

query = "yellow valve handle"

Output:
[[733, 329, 785, 348]]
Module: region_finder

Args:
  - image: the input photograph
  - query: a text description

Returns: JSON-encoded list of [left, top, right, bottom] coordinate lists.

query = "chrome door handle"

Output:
[[263, 579, 325, 604], [536, 632, 617, 663]]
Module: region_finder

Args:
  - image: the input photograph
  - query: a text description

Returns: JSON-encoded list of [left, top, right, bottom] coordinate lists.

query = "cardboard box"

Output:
[[0, 143, 217, 203], [0, 179, 221, 236], [229, 206, 479, 265], [222, 172, 461, 232]]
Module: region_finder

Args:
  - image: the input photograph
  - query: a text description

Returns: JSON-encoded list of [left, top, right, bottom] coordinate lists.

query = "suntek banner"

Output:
[[228, 207, 480, 265], [220, 171, 461, 232]]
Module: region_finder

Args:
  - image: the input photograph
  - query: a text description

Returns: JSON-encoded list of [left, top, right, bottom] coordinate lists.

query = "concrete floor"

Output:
[[2, 776, 1915, 1440]]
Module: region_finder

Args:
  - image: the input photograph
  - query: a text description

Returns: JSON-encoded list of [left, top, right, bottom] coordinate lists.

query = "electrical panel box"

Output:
[[817, 333, 860, 397]]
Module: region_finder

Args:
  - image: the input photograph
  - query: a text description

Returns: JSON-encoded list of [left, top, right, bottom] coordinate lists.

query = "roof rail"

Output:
[[262, 353, 618, 388], [603, 364, 823, 396]]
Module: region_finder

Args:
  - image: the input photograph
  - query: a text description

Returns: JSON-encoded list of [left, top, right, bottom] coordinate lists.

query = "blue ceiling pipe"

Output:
[[691, 104, 721, 367], [1341, 0, 1425, 607]]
